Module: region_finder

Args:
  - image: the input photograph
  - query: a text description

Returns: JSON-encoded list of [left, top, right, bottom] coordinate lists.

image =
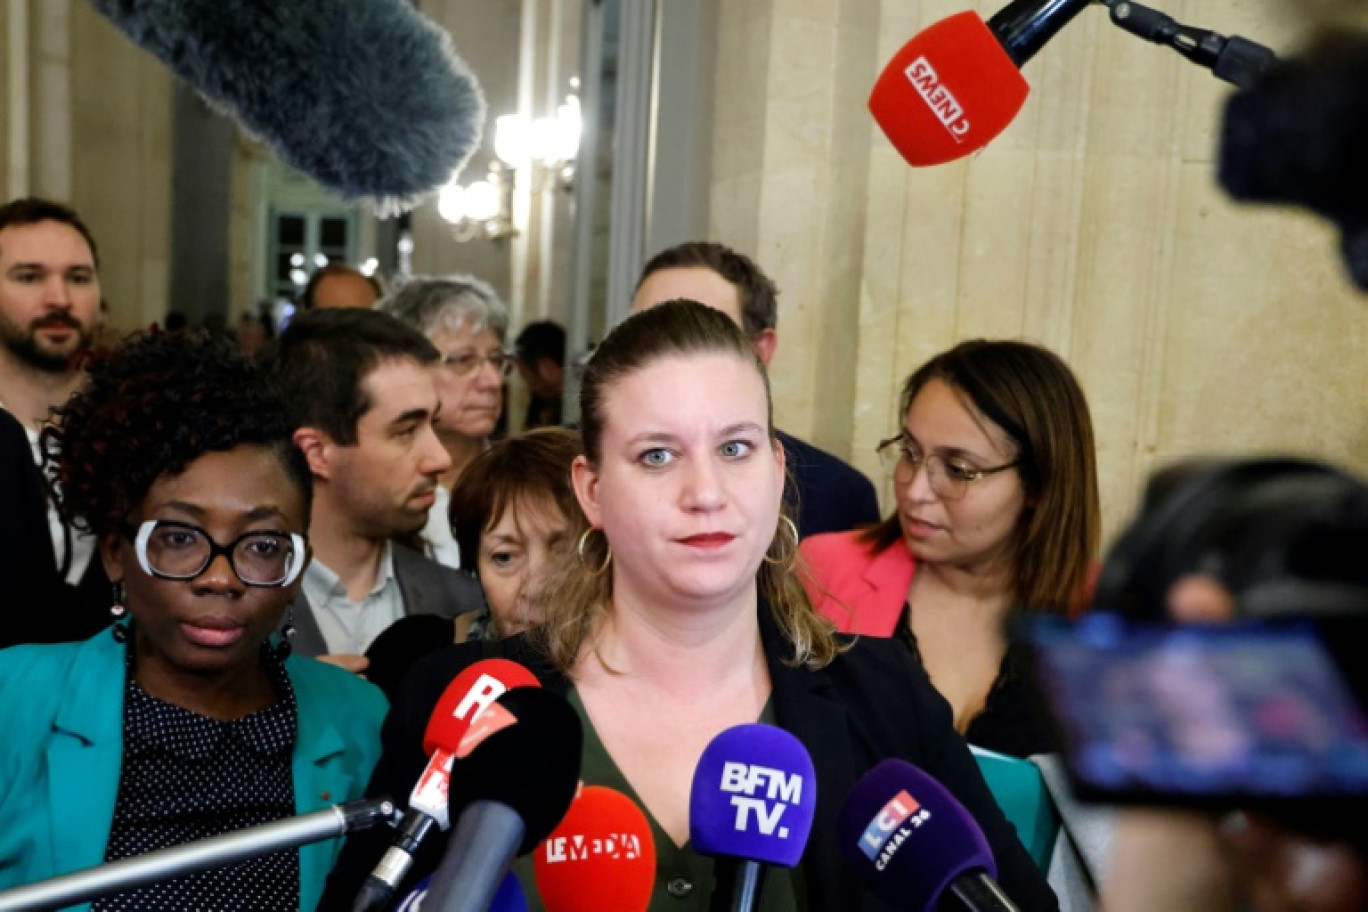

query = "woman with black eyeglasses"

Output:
[[800, 339, 1100, 757], [0, 331, 385, 910]]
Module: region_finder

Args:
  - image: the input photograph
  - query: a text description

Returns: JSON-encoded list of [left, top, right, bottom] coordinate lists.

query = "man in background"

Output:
[[0, 197, 108, 644], [632, 240, 880, 539], [514, 319, 566, 428], [300, 262, 384, 310], [272, 308, 482, 670]]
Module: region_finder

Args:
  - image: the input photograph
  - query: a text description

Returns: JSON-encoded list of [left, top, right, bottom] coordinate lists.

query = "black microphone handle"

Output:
[[987, 0, 1095, 67], [352, 810, 439, 912], [0, 799, 395, 912], [948, 870, 1023, 912], [426, 801, 525, 912], [709, 857, 768, 912]]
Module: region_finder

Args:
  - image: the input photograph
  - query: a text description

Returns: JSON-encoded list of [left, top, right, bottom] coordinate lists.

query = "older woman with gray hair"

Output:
[[377, 275, 511, 568]]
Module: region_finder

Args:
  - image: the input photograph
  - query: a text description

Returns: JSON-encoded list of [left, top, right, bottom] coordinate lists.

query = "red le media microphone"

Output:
[[353, 658, 541, 912], [534, 786, 657, 912], [870, 0, 1092, 166]]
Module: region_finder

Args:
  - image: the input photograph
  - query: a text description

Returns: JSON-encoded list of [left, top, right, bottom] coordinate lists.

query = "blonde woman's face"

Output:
[[572, 352, 784, 610]]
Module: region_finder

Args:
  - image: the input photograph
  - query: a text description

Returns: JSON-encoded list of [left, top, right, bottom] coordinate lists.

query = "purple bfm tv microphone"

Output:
[[690, 723, 818, 912]]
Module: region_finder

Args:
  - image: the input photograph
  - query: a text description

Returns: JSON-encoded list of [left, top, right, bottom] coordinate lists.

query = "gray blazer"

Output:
[[286, 542, 484, 657]]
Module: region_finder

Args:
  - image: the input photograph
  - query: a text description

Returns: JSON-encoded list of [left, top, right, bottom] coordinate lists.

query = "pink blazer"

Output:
[[799, 530, 916, 636]]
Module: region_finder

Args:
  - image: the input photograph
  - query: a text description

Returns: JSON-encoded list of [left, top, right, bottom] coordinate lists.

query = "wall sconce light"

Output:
[[494, 93, 582, 191], [438, 161, 516, 242], [438, 88, 582, 243]]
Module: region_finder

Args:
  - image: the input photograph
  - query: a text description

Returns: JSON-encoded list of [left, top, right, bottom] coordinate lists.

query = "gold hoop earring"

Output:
[[762, 515, 800, 566], [576, 528, 613, 577]]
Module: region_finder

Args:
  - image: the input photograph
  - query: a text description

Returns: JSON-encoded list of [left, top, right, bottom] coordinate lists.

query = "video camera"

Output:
[[1219, 33, 1368, 289], [1027, 458, 1368, 843]]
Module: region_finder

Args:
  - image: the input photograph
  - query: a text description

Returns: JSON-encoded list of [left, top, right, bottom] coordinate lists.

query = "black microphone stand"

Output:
[[709, 857, 767, 912], [1099, 0, 1278, 88], [0, 799, 397, 912], [950, 870, 1024, 912]]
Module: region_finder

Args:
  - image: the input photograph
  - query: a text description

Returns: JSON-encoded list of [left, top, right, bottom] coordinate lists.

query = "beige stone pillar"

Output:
[[708, 0, 881, 460], [706, 0, 1368, 542]]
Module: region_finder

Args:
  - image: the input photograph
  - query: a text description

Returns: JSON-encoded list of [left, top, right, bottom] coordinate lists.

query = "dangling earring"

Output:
[[274, 604, 296, 661], [576, 528, 612, 577], [110, 581, 128, 643], [762, 516, 800, 568]]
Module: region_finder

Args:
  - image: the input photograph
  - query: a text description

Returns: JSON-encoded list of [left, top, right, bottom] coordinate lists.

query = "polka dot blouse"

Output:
[[92, 646, 300, 911]]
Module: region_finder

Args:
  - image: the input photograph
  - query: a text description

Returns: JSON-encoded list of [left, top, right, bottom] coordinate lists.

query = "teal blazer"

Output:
[[0, 628, 387, 911]]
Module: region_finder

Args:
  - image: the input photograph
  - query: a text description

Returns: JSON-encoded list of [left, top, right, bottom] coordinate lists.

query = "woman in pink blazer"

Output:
[[801, 339, 1100, 756]]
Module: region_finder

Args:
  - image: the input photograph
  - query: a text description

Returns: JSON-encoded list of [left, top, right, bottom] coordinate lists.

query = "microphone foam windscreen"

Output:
[[396, 870, 528, 912], [836, 759, 997, 912], [365, 614, 455, 704], [446, 687, 583, 855], [533, 786, 657, 912], [869, 11, 1030, 167], [689, 723, 817, 867], [423, 658, 542, 756], [88, 0, 486, 213]]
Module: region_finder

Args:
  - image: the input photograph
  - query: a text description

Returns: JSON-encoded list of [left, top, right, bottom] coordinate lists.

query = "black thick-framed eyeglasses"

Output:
[[126, 520, 308, 588], [875, 434, 1019, 501]]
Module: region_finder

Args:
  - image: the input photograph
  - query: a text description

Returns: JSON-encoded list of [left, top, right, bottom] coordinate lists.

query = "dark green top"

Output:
[[513, 688, 804, 911]]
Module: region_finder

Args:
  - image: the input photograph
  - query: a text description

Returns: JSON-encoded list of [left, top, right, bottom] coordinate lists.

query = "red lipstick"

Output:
[[678, 532, 736, 548]]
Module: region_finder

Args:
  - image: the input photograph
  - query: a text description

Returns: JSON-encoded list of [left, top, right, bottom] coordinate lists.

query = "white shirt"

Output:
[[0, 401, 95, 586], [301, 541, 404, 654], [420, 485, 461, 569]]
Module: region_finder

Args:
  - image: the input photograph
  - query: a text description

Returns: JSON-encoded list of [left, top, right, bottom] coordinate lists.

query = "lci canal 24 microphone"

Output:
[[837, 759, 1020, 912]]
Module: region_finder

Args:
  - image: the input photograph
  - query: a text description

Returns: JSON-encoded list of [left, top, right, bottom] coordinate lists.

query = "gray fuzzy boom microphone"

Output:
[[89, 0, 486, 214]]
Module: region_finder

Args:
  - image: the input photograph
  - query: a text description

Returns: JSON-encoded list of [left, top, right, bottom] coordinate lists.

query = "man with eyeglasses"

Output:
[[631, 241, 880, 539], [271, 308, 483, 672]]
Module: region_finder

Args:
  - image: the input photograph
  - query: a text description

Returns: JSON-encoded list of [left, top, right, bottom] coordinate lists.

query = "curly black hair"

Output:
[[41, 330, 312, 540]]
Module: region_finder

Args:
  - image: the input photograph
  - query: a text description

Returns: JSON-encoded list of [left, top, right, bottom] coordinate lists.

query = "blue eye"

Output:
[[719, 440, 753, 459], [640, 448, 675, 468]]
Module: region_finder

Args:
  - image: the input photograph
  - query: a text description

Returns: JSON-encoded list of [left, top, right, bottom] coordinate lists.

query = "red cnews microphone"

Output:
[[870, 0, 1093, 166]]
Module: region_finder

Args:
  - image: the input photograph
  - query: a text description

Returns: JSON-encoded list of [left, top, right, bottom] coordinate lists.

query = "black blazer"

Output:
[[285, 541, 485, 656], [319, 608, 1057, 911], [777, 429, 881, 540], [0, 409, 109, 649]]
